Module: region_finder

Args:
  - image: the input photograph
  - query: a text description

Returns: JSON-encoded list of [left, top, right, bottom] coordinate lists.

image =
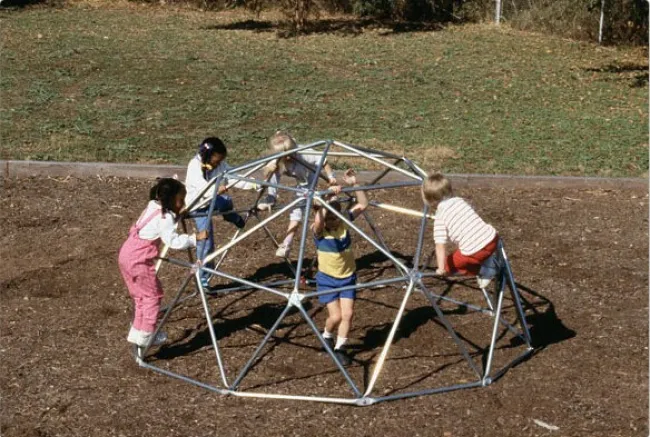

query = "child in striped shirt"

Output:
[[421, 173, 499, 285], [312, 169, 368, 366]]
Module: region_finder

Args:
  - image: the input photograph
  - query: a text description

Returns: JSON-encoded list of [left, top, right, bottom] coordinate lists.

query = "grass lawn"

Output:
[[0, 3, 647, 176]]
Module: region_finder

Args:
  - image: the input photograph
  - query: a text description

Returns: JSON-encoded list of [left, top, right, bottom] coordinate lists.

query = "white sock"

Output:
[[335, 337, 347, 350], [323, 330, 333, 339]]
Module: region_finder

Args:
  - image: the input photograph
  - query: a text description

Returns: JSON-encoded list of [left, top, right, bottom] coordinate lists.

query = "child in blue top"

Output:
[[312, 169, 368, 366]]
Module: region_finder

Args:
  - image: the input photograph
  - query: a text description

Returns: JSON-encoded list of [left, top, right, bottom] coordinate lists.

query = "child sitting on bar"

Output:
[[312, 169, 368, 366], [421, 172, 500, 288]]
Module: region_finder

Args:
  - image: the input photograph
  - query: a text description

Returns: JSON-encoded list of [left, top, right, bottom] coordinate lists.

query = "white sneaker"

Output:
[[257, 195, 276, 211], [275, 243, 291, 258], [476, 277, 492, 289], [127, 326, 142, 345], [134, 330, 168, 347]]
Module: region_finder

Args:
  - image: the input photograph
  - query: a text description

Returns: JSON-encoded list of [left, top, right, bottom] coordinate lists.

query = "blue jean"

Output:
[[194, 195, 241, 280]]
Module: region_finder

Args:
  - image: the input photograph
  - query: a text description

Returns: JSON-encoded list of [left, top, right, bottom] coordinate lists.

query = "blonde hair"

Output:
[[421, 172, 453, 205], [267, 131, 297, 174], [268, 131, 297, 153]]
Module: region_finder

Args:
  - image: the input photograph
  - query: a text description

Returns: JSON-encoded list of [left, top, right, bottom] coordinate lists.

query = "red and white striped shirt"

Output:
[[433, 197, 496, 255]]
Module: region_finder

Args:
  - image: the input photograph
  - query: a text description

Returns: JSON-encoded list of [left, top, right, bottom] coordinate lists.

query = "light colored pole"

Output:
[[495, 0, 502, 24], [598, 0, 606, 44]]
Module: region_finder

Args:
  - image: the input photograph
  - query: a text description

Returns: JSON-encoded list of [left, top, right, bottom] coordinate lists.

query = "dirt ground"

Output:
[[0, 176, 648, 437]]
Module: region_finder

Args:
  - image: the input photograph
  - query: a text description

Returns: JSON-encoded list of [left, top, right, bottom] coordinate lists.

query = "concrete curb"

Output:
[[1, 160, 647, 190]]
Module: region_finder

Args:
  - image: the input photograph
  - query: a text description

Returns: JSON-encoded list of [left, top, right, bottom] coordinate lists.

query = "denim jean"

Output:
[[194, 194, 241, 281]]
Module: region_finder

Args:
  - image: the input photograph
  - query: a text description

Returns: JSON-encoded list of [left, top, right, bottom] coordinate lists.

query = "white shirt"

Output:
[[185, 154, 255, 207], [267, 154, 325, 198], [433, 197, 496, 255], [137, 201, 197, 249]]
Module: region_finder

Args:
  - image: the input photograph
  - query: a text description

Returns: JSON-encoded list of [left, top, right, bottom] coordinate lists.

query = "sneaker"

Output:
[[257, 195, 276, 211], [334, 348, 352, 366], [127, 326, 142, 345], [476, 276, 492, 289], [234, 215, 246, 229], [200, 277, 211, 288], [275, 243, 291, 258], [138, 330, 168, 347], [322, 336, 335, 351]]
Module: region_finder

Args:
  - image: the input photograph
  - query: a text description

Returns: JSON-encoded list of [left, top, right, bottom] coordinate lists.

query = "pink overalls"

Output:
[[118, 209, 164, 333]]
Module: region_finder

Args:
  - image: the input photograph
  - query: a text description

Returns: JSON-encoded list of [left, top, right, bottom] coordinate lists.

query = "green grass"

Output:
[[0, 5, 647, 176]]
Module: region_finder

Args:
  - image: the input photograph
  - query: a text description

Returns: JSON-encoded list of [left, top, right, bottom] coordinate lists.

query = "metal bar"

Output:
[[317, 197, 410, 275], [203, 198, 303, 264], [360, 210, 391, 253], [364, 281, 416, 396], [502, 244, 532, 346], [294, 300, 362, 398], [483, 276, 505, 380], [219, 173, 304, 195], [190, 161, 267, 212], [489, 348, 535, 382], [372, 380, 483, 403], [368, 201, 435, 220], [231, 303, 293, 390], [298, 150, 388, 159], [400, 157, 428, 179], [333, 141, 422, 181], [292, 141, 331, 291], [369, 158, 403, 185], [208, 279, 297, 296], [412, 203, 430, 270], [196, 270, 229, 387], [140, 273, 195, 357], [319, 180, 423, 195], [418, 282, 482, 377], [226, 141, 328, 174], [228, 391, 358, 404], [201, 265, 290, 299], [337, 141, 403, 160], [302, 276, 408, 299], [138, 361, 230, 395]]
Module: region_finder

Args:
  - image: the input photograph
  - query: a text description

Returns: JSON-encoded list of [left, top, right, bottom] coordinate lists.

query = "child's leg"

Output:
[[447, 238, 498, 276], [335, 297, 355, 349], [283, 220, 300, 246], [215, 194, 245, 228], [118, 258, 145, 331], [194, 215, 214, 281], [325, 299, 343, 333], [134, 268, 165, 333]]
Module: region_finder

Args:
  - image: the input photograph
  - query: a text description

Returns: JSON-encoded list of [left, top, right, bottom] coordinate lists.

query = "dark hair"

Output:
[[149, 178, 186, 216], [198, 137, 228, 164]]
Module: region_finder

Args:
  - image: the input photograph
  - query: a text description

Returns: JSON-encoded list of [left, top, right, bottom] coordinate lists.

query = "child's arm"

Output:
[[343, 169, 368, 220], [323, 162, 337, 185], [435, 243, 447, 276], [159, 215, 204, 250], [311, 204, 327, 236]]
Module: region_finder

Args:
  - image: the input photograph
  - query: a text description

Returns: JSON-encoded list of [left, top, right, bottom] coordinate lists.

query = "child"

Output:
[[421, 172, 500, 287], [185, 137, 247, 287], [257, 131, 337, 259], [118, 178, 208, 348], [312, 169, 368, 366]]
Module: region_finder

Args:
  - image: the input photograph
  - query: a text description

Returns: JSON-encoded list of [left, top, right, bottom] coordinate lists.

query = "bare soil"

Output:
[[1, 176, 647, 437]]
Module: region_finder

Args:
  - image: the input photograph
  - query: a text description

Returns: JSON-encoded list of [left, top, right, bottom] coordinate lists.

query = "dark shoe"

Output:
[[234, 214, 246, 229], [322, 336, 335, 351], [257, 195, 276, 211], [334, 348, 352, 366]]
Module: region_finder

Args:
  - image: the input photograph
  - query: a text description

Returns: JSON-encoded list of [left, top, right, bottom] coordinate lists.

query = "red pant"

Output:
[[445, 235, 499, 276]]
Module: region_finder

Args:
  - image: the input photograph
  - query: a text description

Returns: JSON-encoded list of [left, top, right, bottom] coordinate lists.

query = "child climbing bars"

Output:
[[312, 169, 368, 366], [421, 172, 500, 288], [118, 178, 207, 349], [257, 131, 337, 259]]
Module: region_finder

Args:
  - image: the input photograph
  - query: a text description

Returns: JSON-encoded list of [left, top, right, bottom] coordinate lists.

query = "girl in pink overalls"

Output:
[[118, 178, 207, 348]]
